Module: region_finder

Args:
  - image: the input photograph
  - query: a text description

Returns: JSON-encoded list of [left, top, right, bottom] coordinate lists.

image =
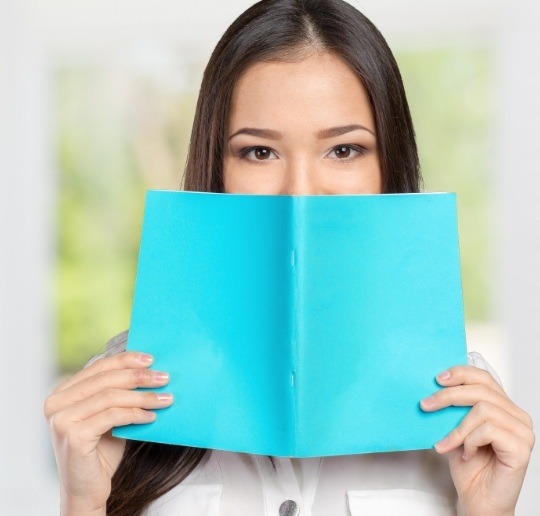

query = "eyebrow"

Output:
[[228, 123, 375, 141], [318, 124, 375, 138], [228, 127, 282, 141]]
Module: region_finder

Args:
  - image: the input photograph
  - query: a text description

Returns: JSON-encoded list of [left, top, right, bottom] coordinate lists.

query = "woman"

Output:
[[43, 1, 534, 515]]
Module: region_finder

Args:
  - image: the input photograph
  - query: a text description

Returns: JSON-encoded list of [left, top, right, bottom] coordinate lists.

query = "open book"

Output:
[[111, 190, 469, 457]]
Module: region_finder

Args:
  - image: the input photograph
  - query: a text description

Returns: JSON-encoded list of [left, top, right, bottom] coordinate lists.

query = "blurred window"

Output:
[[55, 48, 492, 372]]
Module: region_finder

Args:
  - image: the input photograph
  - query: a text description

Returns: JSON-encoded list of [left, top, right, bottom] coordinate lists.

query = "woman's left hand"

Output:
[[420, 365, 535, 516]]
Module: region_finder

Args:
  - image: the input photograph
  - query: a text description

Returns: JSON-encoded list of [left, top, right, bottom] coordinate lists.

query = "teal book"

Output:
[[112, 190, 469, 457]]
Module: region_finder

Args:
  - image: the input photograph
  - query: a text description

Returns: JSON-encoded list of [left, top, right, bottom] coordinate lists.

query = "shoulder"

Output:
[[466, 351, 503, 387], [83, 329, 129, 368]]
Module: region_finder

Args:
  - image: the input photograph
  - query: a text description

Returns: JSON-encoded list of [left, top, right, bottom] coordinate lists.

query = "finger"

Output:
[[461, 423, 532, 470], [51, 389, 174, 426], [420, 384, 531, 428], [58, 408, 158, 455], [433, 400, 535, 454], [435, 365, 506, 395], [51, 351, 154, 394], [44, 367, 170, 418], [436, 366, 533, 430]]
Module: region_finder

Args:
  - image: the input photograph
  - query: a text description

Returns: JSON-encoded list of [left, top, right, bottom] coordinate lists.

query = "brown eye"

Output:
[[254, 147, 271, 160], [334, 145, 351, 158], [241, 146, 277, 161], [327, 144, 366, 160]]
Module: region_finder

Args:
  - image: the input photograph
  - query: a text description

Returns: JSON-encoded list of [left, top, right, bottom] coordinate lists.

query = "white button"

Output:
[[279, 500, 300, 516]]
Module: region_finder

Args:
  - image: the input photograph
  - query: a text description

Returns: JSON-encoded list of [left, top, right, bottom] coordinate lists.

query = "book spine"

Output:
[[291, 196, 304, 456]]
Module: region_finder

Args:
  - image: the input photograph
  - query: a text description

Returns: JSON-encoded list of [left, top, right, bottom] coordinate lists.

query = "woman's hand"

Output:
[[420, 365, 534, 516], [43, 351, 173, 515]]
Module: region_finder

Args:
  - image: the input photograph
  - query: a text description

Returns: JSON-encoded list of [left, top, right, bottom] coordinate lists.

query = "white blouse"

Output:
[[142, 448, 458, 515], [89, 333, 502, 516]]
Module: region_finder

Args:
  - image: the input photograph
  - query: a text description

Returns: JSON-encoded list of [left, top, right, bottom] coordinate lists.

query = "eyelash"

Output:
[[238, 147, 277, 163], [327, 145, 368, 160], [238, 144, 368, 163]]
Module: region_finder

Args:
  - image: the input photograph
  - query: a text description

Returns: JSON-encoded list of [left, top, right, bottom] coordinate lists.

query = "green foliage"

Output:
[[56, 69, 151, 373], [396, 48, 492, 322]]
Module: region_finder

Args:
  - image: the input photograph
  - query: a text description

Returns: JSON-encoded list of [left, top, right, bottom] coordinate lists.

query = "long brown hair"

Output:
[[107, 0, 422, 514]]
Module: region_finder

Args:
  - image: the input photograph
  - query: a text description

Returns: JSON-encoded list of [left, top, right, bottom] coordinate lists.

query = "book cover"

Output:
[[112, 190, 469, 457]]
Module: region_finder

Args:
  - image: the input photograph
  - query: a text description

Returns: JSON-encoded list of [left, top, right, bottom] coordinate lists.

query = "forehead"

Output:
[[228, 52, 375, 131]]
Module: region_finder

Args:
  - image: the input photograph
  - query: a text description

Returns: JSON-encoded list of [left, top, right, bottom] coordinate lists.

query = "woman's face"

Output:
[[223, 51, 381, 195]]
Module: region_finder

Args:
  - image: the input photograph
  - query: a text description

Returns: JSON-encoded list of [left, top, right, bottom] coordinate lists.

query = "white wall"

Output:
[[0, 0, 58, 512], [495, 3, 540, 511]]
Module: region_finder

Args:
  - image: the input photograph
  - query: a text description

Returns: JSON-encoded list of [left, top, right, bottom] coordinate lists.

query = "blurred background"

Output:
[[1, 0, 538, 513]]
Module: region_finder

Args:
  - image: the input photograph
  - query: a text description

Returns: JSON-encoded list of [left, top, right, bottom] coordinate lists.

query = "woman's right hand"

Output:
[[43, 351, 173, 515]]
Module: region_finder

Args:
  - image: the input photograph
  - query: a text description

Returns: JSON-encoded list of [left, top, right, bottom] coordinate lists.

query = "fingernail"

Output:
[[437, 370, 451, 381], [139, 353, 154, 364], [157, 393, 174, 403], [421, 395, 436, 408], [435, 437, 450, 452], [153, 371, 170, 382], [462, 451, 468, 461]]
